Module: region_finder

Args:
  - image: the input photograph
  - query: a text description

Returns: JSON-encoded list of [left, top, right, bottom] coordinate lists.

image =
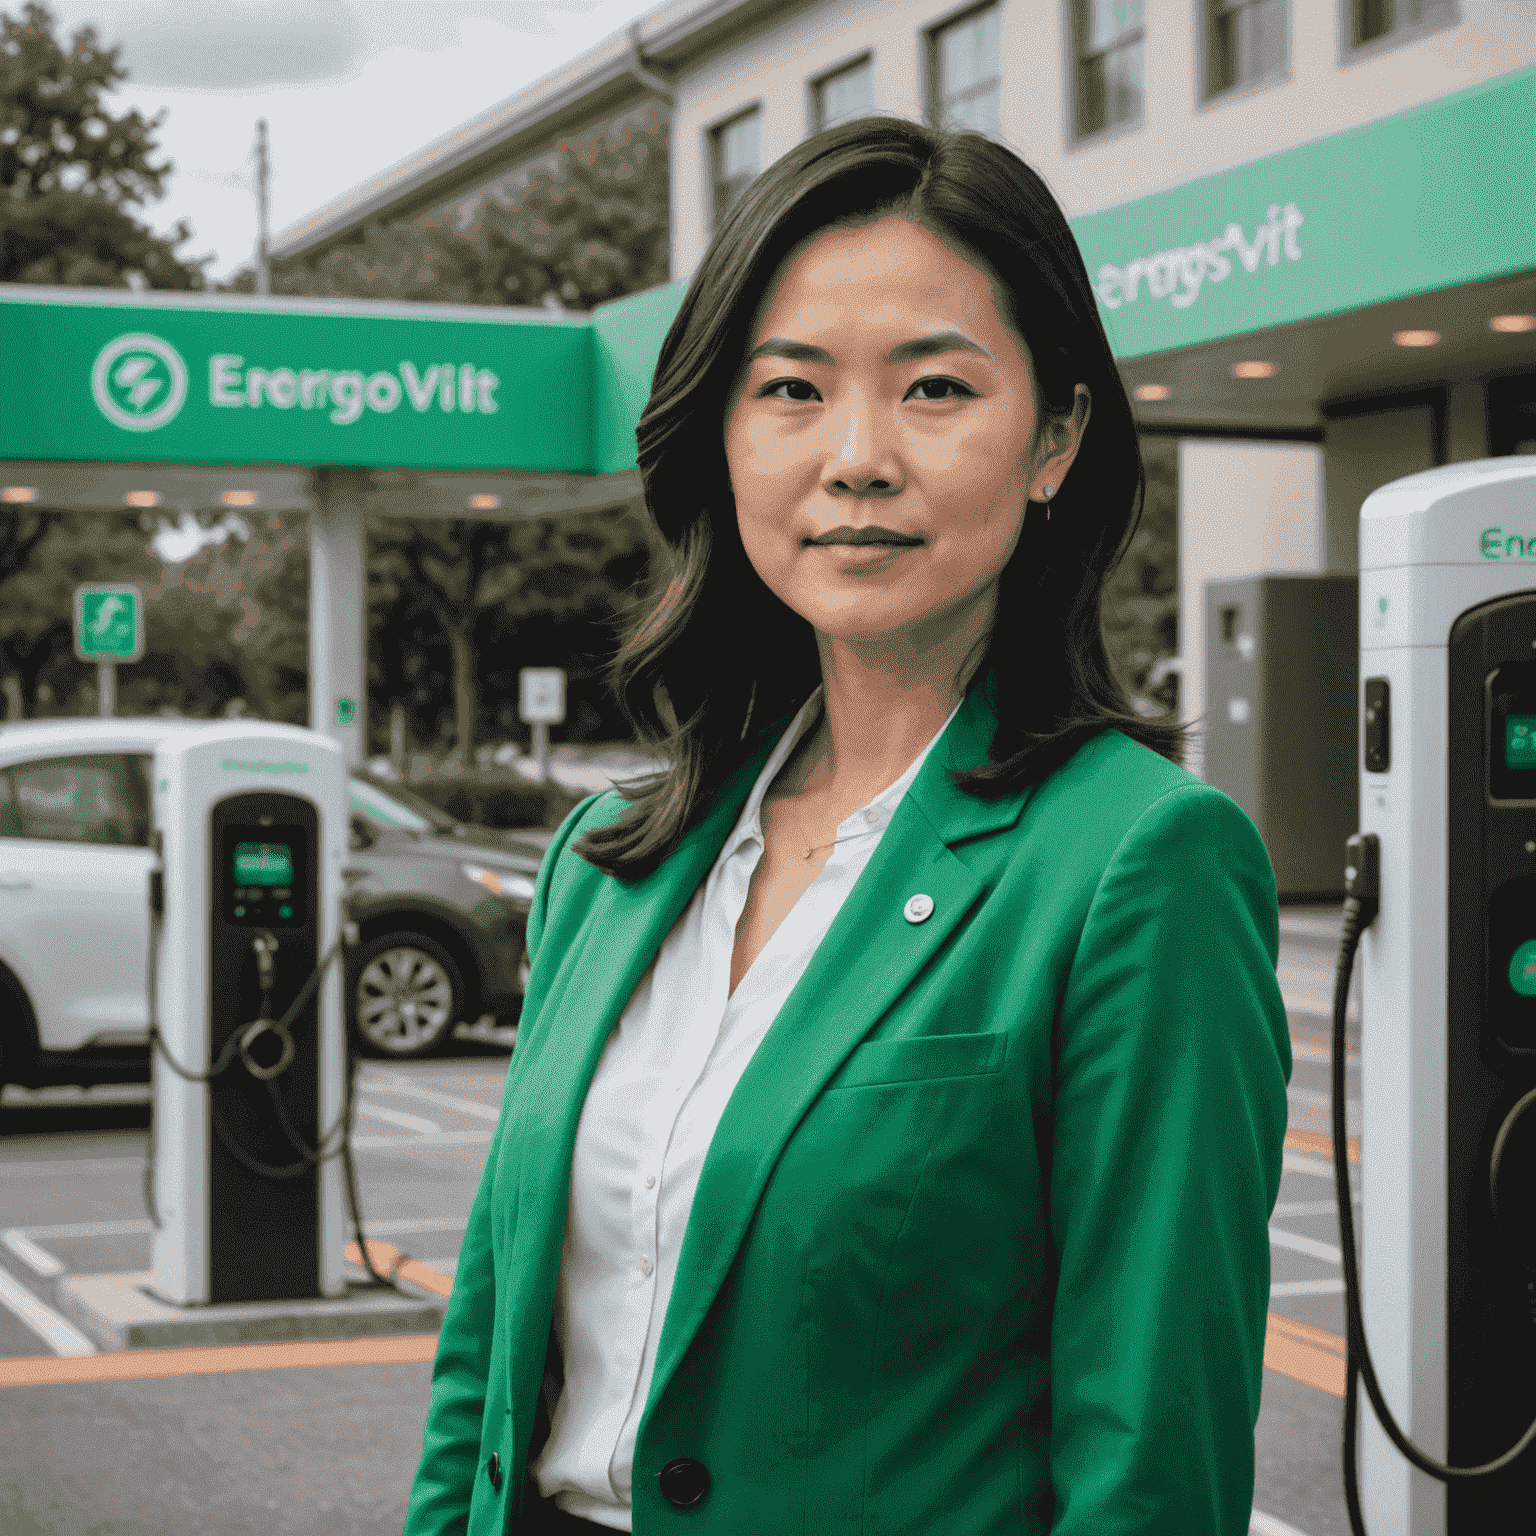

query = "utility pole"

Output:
[[254, 118, 271, 296]]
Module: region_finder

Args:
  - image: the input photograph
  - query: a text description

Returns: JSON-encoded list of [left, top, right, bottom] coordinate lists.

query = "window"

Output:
[[1072, 0, 1145, 139], [930, 5, 1002, 137], [0, 755, 150, 846], [813, 56, 875, 132], [710, 108, 761, 233], [1348, 0, 1456, 52], [1204, 0, 1287, 97]]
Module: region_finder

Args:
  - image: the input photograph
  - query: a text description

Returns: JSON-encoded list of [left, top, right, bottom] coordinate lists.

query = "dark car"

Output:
[[344, 772, 548, 1058]]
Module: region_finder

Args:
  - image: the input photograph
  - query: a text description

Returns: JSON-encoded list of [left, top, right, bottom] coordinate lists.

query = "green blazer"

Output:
[[405, 682, 1292, 1535]]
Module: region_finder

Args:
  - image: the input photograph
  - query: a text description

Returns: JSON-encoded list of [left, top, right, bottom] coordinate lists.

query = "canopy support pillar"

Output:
[[309, 468, 368, 768]]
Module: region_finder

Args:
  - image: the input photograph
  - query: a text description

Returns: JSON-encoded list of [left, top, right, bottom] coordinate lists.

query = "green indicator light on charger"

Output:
[[1505, 716, 1536, 770], [1510, 940, 1536, 998], [279, 904, 293, 919]]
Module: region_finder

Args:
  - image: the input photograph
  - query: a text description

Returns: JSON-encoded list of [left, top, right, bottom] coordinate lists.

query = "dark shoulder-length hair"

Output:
[[574, 114, 1184, 880]]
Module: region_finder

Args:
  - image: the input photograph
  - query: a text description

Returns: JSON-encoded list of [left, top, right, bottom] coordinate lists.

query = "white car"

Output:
[[0, 717, 543, 1087], [0, 718, 207, 1089]]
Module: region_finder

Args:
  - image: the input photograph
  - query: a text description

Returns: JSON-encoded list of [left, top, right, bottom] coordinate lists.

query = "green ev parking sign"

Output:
[[74, 585, 145, 663]]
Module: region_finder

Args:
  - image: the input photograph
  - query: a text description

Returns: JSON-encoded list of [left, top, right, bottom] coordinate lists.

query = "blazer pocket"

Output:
[[826, 1031, 1007, 1090]]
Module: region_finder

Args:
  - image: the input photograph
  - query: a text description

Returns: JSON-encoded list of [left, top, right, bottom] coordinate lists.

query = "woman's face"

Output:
[[724, 215, 1088, 670]]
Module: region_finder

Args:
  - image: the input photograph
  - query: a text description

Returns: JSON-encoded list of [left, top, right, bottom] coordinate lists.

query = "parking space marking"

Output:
[[0, 1157, 144, 1178], [1288, 1037, 1356, 1065], [0, 1331, 438, 1387], [1264, 1311, 1346, 1398], [0, 1265, 98, 1357], [359, 1075, 502, 1123], [344, 1239, 453, 1298], [354, 1215, 469, 1237], [1271, 1278, 1346, 1297], [1272, 1199, 1356, 1218], [2, 1231, 67, 1278], [1284, 1129, 1358, 1163], [1268, 1227, 1342, 1265], [1250, 1510, 1316, 1536], [353, 1101, 441, 1135], [350, 1128, 493, 1151], [12, 1218, 155, 1240]]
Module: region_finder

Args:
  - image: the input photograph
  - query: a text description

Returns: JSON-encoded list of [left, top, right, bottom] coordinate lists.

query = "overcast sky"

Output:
[[44, 0, 665, 281]]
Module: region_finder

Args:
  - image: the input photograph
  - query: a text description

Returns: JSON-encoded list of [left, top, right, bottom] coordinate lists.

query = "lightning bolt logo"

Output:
[[88, 593, 125, 634], [91, 333, 188, 433], [111, 355, 163, 412]]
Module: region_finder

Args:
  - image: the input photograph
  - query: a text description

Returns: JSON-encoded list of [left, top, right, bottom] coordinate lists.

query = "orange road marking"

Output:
[[345, 1238, 454, 1298], [1286, 1128, 1359, 1164], [1265, 1311, 1347, 1398], [0, 1332, 439, 1388]]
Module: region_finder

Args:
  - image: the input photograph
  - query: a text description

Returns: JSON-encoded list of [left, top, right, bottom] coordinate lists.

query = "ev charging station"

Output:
[[147, 721, 349, 1306], [1354, 456, 1536, 1531]]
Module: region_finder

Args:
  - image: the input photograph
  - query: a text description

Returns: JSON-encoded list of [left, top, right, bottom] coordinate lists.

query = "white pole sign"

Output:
[[519, 668, 565, 786], [518, 668, 566, 724]]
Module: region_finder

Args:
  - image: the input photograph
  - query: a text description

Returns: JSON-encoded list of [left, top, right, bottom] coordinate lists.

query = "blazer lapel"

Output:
[[645, 678, 1032, 1414], [503, 716, 798, 1394]]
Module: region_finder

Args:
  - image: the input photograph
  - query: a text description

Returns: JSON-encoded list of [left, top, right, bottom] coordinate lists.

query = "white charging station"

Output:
[[1357, 455, 1536, 1531], [148, 721, 349, 1306]]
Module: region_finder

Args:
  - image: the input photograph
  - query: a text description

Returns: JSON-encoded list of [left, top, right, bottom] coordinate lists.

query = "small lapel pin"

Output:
[[903, 893, 934, 924]]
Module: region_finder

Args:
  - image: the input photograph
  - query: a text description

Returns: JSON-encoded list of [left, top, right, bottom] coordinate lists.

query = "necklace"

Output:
[[782, 796, 873, 860]]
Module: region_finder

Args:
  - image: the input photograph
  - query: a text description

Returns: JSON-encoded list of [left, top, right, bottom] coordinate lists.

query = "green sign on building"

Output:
[[74, 584, 144, 663]]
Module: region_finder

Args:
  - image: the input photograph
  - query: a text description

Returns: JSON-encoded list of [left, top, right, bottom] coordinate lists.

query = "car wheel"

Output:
[[351, 933, 464, 1059]]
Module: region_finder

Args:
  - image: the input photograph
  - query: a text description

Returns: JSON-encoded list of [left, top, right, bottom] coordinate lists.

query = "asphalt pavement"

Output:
[[0, 910, 1363, 1536]]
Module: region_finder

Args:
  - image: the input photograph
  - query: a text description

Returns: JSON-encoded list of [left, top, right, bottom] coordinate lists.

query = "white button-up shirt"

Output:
[[529, 686, 963, 1530]]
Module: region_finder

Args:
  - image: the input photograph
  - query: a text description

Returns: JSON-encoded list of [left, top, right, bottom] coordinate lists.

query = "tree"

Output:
[[369, 505, 655, 761], [0, 1, 207, 287], [369, 520, 513, 766], [233, 97, 669, 312]]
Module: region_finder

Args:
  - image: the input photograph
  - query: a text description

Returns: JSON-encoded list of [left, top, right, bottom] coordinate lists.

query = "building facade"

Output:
[[272, 0, 1536, 763]]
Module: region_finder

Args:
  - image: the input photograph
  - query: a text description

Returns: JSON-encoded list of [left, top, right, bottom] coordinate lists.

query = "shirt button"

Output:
[[904, 893, 935, 923], [640, 1256, 653, 1276], [863, 809, 880, 826], [645, 1176, 656, 1188]]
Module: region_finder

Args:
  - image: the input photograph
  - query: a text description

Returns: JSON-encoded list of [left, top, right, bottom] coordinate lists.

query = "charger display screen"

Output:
[[233, 841, 294, 887], [1490, 663, 1536, 801], [1505, 716, 1536, 772], [223, 825, 305, 927]]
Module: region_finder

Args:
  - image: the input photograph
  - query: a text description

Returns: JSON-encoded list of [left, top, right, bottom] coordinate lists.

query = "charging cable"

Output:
[[1333, 832, 1536, 1533], [142, 876, 404, 1295]]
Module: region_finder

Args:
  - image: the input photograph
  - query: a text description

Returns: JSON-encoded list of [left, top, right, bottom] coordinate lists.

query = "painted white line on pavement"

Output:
[[1272, 1198, 1358, 1218], [1250, 1510, 1316, 1536], [351, 1215, 470, 1237], [1287, 1086, 1360, 1112], [1271, 1278, 1347, 1297], [359, 1076, 502, 1122], [1288, 1038, 1359, 1066], [0, 1264, 97, 1356], [0, 1157, 144, 1178], [0, 1082, 151, 1106], [1283, 1149, 1352, 1179], [1269, 1226, 1343, 1265], [350, 1127, 494, 1151], [15, 1218, 155, 1240], [353, 1101, 441, 1136], [1, 1231, 66, 1279]]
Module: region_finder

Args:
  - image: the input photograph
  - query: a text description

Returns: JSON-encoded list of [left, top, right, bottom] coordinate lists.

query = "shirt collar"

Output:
[[721, 685, 965, 859]]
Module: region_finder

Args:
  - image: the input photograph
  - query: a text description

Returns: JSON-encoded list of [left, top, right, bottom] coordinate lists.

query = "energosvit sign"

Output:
[[90, 332, 502, 433]]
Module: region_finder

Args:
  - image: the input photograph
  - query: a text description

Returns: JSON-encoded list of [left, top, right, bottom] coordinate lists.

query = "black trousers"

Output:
[[520, 1475, 622, 1533]]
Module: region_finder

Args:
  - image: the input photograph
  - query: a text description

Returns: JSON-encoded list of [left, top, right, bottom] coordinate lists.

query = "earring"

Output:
[[1041, 485, 1054, 499]]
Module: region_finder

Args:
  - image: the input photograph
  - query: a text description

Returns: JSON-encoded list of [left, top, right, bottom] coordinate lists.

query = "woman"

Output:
[[405, 116, 1290, 1536]]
